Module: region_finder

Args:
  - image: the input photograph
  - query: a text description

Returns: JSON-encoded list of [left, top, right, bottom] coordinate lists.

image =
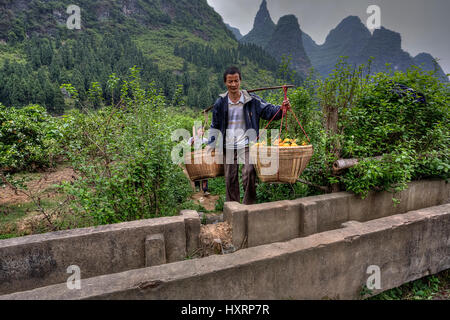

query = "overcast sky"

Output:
[[207, 0, 450, 76]]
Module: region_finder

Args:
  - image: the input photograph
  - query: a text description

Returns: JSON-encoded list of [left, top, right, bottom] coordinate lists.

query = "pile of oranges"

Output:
[[254, 138, 308, 147], [278, 138, 298, 147]]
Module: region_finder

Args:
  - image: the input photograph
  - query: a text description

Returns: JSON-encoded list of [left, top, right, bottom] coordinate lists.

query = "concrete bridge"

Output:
[[0, 179, 448, 299]]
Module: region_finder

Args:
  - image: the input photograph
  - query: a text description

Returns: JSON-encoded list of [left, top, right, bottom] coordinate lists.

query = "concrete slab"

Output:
[[2, 204, 448, 300], [180, 210, 201, 256], [225, 180, 450, 247], [247, 200, 301, 247], [0, 214, 193, 295], [224, 202, 248, 249], [145, 234, 166, 267]]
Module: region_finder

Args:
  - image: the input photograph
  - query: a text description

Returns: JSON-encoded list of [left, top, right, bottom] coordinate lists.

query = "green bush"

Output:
[[256, 182, 311, 203], [61, 67, 193, 225], [291, 61, 450, 198], [339, 67, 449, 196], [0, 104, 62, 173]]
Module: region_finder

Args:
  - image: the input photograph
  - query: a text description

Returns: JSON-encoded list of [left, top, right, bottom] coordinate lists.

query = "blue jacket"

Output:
[[208, 90, 283, 150]]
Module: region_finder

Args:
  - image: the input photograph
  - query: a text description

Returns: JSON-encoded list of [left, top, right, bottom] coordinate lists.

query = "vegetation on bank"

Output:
[[366, 269, 449, 300], [0, 58, 449, 300], [0, 0, 291, 114], [1, 59, 448, 230], [0, 31, 288, 114]]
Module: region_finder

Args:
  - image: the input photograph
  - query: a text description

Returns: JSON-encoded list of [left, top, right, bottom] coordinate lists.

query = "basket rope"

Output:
[[256, 86, 310, 143], [254, 85, 313, 183]]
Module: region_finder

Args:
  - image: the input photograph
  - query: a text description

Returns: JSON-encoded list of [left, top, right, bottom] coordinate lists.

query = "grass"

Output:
[[0, 197, 65, 239], [365, 269, 449, 300], [0, 164, 77, 238], [133, 25, 236, 72], [132, 25, 278, 88], [0, 171, 60, 228], [0, 43, 26, 67], [0, 201, 35, 225], [134, 30, 185, 71], [179, 199, 207, 213], [0, 202, 34, 239]]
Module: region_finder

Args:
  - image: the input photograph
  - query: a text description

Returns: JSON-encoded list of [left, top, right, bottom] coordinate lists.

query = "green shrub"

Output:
[[339, 67, 449, 196], [60, 67, 193, 225], [0, 104, 62, 173], [291, 60, 449, 198]]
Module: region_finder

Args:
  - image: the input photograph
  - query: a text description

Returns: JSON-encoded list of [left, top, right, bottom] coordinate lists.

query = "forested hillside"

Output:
[[0, 0, 291, 113]]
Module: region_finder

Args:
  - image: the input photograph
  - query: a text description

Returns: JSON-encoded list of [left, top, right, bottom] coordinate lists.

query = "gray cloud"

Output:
[[207, 0, 450, 76]]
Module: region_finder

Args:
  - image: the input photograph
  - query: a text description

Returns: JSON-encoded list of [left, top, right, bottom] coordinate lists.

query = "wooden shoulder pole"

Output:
[[202, 85, 295, 114]]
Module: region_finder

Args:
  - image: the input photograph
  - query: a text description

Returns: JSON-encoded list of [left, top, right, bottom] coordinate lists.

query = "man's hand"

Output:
[[205, 145, 214, 153], [282, 98, 291, 109]]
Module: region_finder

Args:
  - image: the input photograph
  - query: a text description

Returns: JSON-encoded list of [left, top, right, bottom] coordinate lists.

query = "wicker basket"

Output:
[[250, 145, 314, 183], [184, 149, 224, 181]]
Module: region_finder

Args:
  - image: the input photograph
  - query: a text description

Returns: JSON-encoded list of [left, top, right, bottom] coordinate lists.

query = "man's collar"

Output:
[[219, 90, 253, 104], [227, 91, 245, 105]]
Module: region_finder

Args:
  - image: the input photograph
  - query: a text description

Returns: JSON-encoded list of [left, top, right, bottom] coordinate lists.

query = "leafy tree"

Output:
[[60, 68, 193, 224]]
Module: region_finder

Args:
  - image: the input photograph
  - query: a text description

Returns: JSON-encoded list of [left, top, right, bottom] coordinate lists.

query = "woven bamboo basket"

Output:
[[184, 149, 224, 181], [250, 145, 314, 183]]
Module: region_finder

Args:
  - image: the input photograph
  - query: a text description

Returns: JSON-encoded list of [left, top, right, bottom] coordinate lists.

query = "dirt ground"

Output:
[[1, 166, 221, 211], [1, 166, 229, 246], [0, 166, 76, 205], [1, 166, 235, 258], [190, 191, 219, 211]]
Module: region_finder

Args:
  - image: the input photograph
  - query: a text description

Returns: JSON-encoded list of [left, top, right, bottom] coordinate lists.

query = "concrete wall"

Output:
[[2, 204, 448, 300], [0, 210, 200, 295], [224, 180, 449, 249]]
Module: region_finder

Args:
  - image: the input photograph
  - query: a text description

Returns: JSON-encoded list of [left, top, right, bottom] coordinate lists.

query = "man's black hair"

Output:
[[223, 66, 242, 82]]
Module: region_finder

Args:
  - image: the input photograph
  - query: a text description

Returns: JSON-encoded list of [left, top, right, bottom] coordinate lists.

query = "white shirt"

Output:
[[227, 92, 245, 105], [225, 91, 248, 149]]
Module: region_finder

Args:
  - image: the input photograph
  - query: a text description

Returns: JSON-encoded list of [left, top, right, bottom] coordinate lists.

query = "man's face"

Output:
[[225, 73, 241, 95]]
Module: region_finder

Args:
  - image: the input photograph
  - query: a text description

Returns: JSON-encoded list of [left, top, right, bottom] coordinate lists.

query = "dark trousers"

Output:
[[224, 146, 256, 205]]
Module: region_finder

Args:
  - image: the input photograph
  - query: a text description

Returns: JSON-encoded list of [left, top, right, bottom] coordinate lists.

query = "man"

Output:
[[208, 66, 291, 205]]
